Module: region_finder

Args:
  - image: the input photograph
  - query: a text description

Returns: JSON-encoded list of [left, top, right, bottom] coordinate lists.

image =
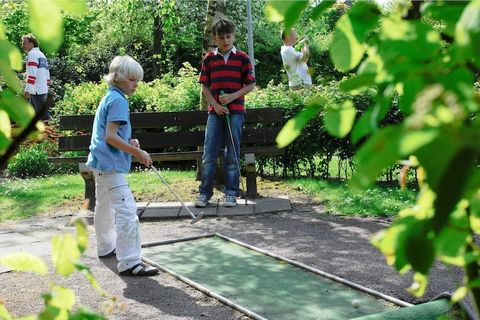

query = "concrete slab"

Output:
[[255, 195, 291, 214], [137, 196, 291, 220], [0, 232, 39, 248], [0, 242, 51, 274]]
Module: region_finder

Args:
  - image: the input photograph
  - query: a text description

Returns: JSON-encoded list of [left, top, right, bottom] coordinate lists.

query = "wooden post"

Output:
[[79, 163, 95, 211], [245, 153, 257, 199]]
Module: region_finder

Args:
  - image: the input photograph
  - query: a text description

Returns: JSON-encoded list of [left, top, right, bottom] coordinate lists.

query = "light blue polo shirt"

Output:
[[86, 86, 132, 173]]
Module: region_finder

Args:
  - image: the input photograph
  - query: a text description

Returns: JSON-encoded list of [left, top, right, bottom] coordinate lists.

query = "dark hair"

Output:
[[281, 28, 294, 41], [22, 34, 39, 47], [212, 18, 235, 36]]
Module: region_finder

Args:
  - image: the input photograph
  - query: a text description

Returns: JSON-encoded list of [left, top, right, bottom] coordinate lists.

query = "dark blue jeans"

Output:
[[199, 112, 245, 198]]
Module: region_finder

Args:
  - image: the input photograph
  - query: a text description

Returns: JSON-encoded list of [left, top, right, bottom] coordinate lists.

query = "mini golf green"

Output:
[[141, 234, 461, 320]]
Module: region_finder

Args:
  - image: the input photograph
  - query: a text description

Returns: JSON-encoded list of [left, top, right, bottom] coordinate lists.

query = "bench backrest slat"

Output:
[[58, 127, 281, 152], [59, 108, 283, 131]]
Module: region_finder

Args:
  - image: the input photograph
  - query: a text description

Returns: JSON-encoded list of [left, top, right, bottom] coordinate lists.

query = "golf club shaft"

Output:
[[225, 114, 247, 203], [151, 166, 198, 220]]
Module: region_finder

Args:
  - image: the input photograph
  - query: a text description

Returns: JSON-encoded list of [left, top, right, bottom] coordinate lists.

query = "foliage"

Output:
[[55, 62, 200, 115], [288, 178, 417, 217], [6, 142, 53, 178], [248, 81, 375, 178], [267, 0, 480, 314], [0, 218, 108, 319], [0, 0, 87, 167]]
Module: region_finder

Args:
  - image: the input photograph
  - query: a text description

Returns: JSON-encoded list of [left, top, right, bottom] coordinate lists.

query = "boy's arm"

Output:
[[202, 84, 229, 115], [299, 43, 310, 63], [219, 83, 255, 105], [105, 121, 152, 167]]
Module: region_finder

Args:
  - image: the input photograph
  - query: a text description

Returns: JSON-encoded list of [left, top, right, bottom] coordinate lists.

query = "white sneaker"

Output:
[[195, 194, 210, 208], [223, 194, 237, 207]]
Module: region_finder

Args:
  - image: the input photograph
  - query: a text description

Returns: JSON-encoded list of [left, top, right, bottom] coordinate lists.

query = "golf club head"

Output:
[[190, 212, 205, 225]]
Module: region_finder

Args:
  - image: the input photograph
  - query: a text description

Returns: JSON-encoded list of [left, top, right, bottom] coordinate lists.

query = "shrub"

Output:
[[7, 144, 53, 178], [54, 62, 200, 116]]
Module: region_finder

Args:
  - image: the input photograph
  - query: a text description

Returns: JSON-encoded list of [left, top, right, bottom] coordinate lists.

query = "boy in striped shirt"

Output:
[[196, 18, 255, 208]]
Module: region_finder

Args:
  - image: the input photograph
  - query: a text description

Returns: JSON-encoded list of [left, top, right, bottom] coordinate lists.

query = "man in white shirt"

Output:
[[22, 34, 51, 120], [281, 28, 312, 90]]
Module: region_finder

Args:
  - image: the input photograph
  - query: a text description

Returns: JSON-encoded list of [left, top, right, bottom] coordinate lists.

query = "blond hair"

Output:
[[104, 55, 143, 87]]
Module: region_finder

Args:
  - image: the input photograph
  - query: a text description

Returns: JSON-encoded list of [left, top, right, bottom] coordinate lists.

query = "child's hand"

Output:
[[129, 138, 140, 148], [213, 103, 229, 115], [219, 93, 234, 105], [134, 149, 152, 167]]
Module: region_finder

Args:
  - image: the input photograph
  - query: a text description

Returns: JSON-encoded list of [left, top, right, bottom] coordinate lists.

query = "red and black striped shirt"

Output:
[[199, 47, 255, 112]]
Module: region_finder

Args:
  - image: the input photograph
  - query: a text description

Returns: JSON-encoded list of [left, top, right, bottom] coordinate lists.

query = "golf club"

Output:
[[151, 166, 204, 224], [220, 90, 248, 206], [225, 113, 248, 206]]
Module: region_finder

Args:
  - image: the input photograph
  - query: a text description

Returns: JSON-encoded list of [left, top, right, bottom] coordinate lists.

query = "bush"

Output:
[[7, 144, 53, 178], [55, 62, 200, 116]]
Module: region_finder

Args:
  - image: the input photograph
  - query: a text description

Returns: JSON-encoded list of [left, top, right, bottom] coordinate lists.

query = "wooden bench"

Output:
[[49, 108, 284, 210]]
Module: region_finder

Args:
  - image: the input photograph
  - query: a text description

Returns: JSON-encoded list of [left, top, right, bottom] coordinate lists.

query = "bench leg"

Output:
[[79, 163, 95, 211], [245, 153, 257, 199]]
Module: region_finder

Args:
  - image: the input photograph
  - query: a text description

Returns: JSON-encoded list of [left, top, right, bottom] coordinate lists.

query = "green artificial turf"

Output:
[[142, 236, 399, 320]]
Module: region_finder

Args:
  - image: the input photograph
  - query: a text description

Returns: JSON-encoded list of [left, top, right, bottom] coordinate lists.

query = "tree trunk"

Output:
[[200, 0, 227, 111], [152, 14, 163, 78], [197, 0, 227, 182]]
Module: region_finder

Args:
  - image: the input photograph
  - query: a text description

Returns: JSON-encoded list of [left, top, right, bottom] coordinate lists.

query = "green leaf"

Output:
[[69, 307, 106, 320], [330, 1, 381, 72], [339, 74, 376, 93], [371, 215, 417, 273], [422, 2, 467, 37], [415, 133, 462, 191], [49, 286, 76, 310], [28, 0, 63, 52], [0, 22, 5, 39], [399, 77, 423, 115], [51, 234, 81, 277], [455, 0, 480, 59], [0, 252, 48, 275], [0, 89, 35, 127], [405, 225, 434, 275], [323, 100, 356, 138], [0, 303, 13, 320], [265, 0, 309, 30], [432, 147, 477, 232], [351, 126, 402, 188], [451, 286, 468, 303], [436, 202, 470, 265], [276, 97, 323, 148], [407, 272, 428, 297], [310, 1, 334, 20], [75, 219, 88, 253], [53, 0, 88, 16], [0, 40, 23, 71], [351, 109, 373, 143], [0, 60, 22, 93], [75, 263, 105, 294], [0, 109, 11, 145]]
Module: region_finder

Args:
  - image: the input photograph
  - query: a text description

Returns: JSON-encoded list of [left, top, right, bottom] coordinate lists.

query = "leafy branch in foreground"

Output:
[[0, 217, 116, 320], [268, 0, 480, 315], [0, 0, 87, 168]]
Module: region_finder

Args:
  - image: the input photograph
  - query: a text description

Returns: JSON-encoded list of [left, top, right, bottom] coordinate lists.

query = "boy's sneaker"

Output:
[[224, 194, 237, 207], [98, 249, 116, 259], [195, 194, 210, 208], [119, 262, 159, 277]]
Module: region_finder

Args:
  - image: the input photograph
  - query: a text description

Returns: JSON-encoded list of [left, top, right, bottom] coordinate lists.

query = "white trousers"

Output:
[[92, 170, 141, 272]]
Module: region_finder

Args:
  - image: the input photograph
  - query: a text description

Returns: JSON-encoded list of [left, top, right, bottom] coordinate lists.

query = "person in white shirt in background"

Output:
[[280, 28, 312, 90], [22, 34, 51, 120]]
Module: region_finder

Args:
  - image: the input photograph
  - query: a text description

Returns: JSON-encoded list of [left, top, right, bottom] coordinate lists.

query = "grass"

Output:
[[0, 169, 196, 222], [286, 178, 417, 217], [0, 170, 417, 222]]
